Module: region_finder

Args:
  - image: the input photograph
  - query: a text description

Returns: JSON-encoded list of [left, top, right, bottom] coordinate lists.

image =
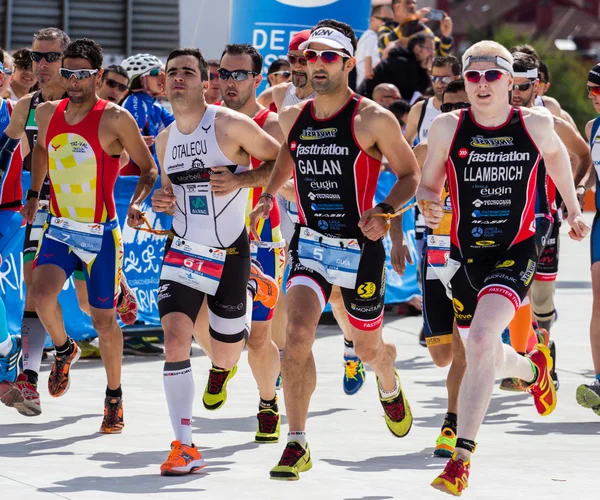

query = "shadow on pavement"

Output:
[[321, 447, 441, 472], [0, 413, 101, 439]]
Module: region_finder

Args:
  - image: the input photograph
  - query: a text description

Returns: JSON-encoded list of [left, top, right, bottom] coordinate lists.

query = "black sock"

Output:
[[456, 438, 476, 454], [23, 369, 38, 387], [344, 338, 354, 349], [55, 338, 74, 356], [260, 397, 278, 412], [442, 412, 457, 434], [106, 385, 122, 398]]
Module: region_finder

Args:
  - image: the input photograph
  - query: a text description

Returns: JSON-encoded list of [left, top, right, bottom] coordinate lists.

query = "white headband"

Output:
[[513, 68, 538, 78], [463, 55, 513, 75], [299, 27, 354, 57]]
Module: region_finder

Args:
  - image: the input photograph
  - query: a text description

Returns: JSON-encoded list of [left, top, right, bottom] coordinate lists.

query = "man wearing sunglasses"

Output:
[[250, 20, 420, 480], [266, 59, 291, 88], [205, 60, 222, 105], [419, 41, 589, 496], [148, 47, 280, 476], [97, 64, 129, 104], [0, 27, 71, 417], [20, 38, 158, 433]]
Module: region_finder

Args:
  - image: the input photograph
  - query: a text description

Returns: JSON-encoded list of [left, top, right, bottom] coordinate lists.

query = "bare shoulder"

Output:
[[542, 95, 561, 109], [414, 139, 428, 158], [521, 105, 553, 128], [585, 118, 596, 140], [272, 82, 291, 101], [262, 111, 284, 143], [35, 100, 60, 123], [408, 99, 424, 117], [428, 110, 461, 140], [278, 102, 304, 135], [357, 97, 396, 125], [103, 101, 133, 121], [552, 115, 574, 135], [216, 104, 255, 127], [155, 126, 171, 147]]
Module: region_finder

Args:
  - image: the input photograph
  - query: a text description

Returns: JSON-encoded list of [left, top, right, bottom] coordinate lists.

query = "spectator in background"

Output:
[[387, 98, 411, 130], [9, 48, 37, 100], [360, 32, 434, 104], [356, 3, 394, 89], [205, 59, 222, 104], [373, 83, 401, 108], [378, 0, 453, 57], [0, 50, 13, 100], [266, 59, 291, 87], [96, 64, 129, 104]]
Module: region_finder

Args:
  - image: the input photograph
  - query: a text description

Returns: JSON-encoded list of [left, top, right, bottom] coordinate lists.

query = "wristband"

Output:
[[375, 202, 395, 215], [26, 189, 39, 200], [576, 185, 587, 192], [259, 193, 274, 202]]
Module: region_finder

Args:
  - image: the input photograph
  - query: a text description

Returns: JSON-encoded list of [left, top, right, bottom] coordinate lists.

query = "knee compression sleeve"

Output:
[[531, 280, 556, 327]]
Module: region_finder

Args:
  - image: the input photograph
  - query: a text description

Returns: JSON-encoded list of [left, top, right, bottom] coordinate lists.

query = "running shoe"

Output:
[[77, 339, 102, 359], [501, 327, 511, 345], [203, 364, 238, 410], [13, 373, 41, 416], [270, 441, 312, 480], [249, 260, 279, 309], [123, 337, 163, 356], [499, 377, 523, 392], [256, 404, 280, 443], [549, 340, 559, 391], [431, 452, 471, 496], [534, 328, 549, 347], [343, 354, 366, 395], [160, 440, 206, 476], [100, 396, 125, 433], [434, 427, 457, 458], [576, 378, 600, 416], [522, 343, 557, 416], [0, 335, 22, 409], [48, 341, 81, 398], [378, 371, 413, 437], [117, 275, 138, 326]]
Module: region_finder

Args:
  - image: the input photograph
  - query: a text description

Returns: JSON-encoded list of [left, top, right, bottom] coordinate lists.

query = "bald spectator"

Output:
[[373, 83, 401, 108], [205, 59, 221, 104]]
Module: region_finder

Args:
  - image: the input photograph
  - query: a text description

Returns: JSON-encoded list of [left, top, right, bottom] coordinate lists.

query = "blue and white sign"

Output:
[[229, 0, 371, 93]]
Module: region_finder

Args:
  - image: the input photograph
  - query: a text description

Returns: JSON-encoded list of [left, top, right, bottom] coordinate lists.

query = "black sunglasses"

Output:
[[218, 68, 257, 81], [31, 51, 62, 63], [440, 101, 471, 113], [513, 81, 535, 92], [105, 78, 129, 92]]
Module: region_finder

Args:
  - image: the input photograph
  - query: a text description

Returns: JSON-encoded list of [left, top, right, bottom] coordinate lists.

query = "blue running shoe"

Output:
[[501, 328, 511, 346], [343, 355, 365, 395], [0, 335, 23, 409]]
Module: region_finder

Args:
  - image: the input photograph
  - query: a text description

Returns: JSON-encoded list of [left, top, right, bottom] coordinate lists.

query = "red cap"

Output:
[[289, 30, 312, 52]]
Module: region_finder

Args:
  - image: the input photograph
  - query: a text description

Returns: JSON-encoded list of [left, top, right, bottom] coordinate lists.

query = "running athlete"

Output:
[[20, 38, 158, 432], [419, 41, 589, 496], [397, 78, 469, 458], [0, 63, 26, 409], [149, 47, 280, 476], [0, 27, 71, 416], [192, 43, 284, 441], [250, 20, 421, 480], [576, 62, 600, 416], [404, 55, 461, 145]]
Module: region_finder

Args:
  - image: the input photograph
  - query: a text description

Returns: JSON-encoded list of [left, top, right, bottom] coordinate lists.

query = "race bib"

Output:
[[426, 187, 452, 280], [30, 201, 50, 241], [46, 216, 104, 263], [161, 237, 226, 295], [298, 227, 361, 289]]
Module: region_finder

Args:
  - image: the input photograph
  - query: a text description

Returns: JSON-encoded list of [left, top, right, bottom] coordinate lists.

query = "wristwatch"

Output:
[[375, 202, 395, 215], [26, 189, 39, 200]]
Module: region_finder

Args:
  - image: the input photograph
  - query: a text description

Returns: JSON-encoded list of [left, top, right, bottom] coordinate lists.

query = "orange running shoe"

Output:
[[522, 343, 557, 416], [100, 396, 125, 434], [117, 275, 138, 326], [48, 341, 81, 398], [431, 452, 471, 496], [160, 440, 206, 476], [249, 260, 279, 309]]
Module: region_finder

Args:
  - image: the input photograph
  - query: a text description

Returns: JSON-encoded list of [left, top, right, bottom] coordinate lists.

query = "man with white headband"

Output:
[[418, 40, 589, 496], [250, 19, 420, 480]]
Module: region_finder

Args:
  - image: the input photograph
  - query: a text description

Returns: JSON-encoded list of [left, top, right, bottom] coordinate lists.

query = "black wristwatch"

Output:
[[26, 189, 39, 200], [375, 202, 395, 215]]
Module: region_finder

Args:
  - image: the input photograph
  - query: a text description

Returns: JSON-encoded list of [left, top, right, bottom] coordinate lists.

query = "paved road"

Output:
[[1, 220, 598, 500]]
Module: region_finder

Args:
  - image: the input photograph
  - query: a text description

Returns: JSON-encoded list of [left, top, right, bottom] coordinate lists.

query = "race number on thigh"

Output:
[[297, 227, 361, 289], [161, 236, 226, 295]]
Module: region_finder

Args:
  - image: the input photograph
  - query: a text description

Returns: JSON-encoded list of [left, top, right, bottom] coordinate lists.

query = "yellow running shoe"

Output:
[[202, 364, 238, 410], [77, 340, 101, 359], [255, 404, 280, 443], [434, 427, 457, 457], [270, 441, 312, 480], [431, 452, 471, 496], [378, 371, 413, 437]]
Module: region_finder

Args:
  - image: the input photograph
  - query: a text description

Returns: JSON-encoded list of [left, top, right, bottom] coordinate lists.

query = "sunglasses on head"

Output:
[[60, 68, 99, 80], [513, 81, 535, 92], [440, 101, 471, 113], [218, 68, 258, 81], [31, 51, 62, 63], [303, 49, 349, 64], [431, 76, 456, 84], [464, 69, 508, 84], [287, 54, 307, 65], [271, 70, 291, 78], [105, 78, 129, 92], [588, 85, 600, 96]]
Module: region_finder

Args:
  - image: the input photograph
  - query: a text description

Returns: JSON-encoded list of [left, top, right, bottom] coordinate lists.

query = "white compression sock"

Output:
[[163, 360, 195, 446], [22, 312, 47, 374]]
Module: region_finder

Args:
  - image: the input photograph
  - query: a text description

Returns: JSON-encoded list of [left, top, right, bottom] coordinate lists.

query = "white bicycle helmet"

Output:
[[121, 53, 163, 80]]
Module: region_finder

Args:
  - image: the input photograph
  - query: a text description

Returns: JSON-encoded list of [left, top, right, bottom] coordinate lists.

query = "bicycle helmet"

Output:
[[121, 53, 163, 80]]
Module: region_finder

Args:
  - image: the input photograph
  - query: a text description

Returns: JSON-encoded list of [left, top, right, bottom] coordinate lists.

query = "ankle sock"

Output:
[[106, 385, 122, 398], [55, 338, 74, 357], [23, 369, 38, 387], [287, 431, 306, 447], [443, 412, 457, 434], [260, 396, 278, 412], [343, 338, 356, 358]]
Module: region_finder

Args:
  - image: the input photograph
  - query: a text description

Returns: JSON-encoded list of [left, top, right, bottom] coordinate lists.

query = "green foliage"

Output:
[[468, 25, 596, 135]]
